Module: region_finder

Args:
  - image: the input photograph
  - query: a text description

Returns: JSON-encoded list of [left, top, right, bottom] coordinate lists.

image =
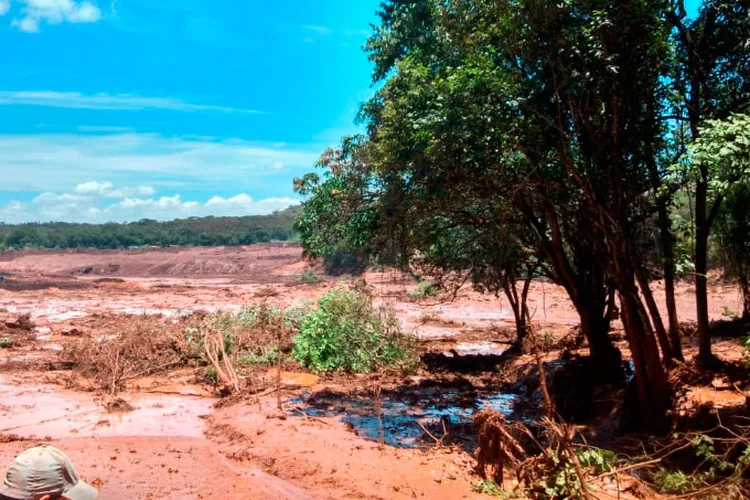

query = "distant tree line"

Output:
[[0, 206, 300, 251]]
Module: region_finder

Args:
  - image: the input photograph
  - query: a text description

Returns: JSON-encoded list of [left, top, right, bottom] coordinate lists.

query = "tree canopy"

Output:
[[294, 0, 750, 430]]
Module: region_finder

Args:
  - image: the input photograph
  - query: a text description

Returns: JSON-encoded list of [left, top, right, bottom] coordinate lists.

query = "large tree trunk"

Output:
[[578, 302, 621, 381], [524, 207, 622, 378], [503, 277, 532, 345], [636, 265, 673, 365], [695, 176, 714, 365], [618, 284, 670, 431], [740, 274, 750, 320], [659, 200, 684, 361]]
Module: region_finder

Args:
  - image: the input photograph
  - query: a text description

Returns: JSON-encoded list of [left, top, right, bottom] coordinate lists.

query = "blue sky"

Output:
[[0, 0, 703, 223], [0, 0, 381, 223]]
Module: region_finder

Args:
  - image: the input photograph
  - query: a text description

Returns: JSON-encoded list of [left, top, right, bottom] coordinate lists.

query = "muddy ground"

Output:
[[0, 243, 746, 499]]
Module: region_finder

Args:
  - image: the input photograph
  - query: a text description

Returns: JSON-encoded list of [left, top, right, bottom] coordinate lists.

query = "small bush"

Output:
[[238, 304, 307, 332], [238, 345, 280, 367], [203, 367, 219, 385], [473, 480, 513, 497], [722, 305, 739, 319], [293, 288, 418, 373], [652, 470, 695, 494], [296, 269, 322, 283], [201, 303, 300, 381], [407, 280, 439, 298], [0, 337, 13, 348]]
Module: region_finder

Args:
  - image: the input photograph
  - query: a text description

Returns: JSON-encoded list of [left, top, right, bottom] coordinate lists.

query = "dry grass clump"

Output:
[[64, 315, 202, 395], [103, 397, 135, 413], [475, 409, 529, 484]]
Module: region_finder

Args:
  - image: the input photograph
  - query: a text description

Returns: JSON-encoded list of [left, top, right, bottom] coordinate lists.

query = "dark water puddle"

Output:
[[289, 383, 517, 449]]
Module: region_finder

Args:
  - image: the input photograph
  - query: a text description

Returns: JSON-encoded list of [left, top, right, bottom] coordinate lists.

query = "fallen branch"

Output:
[[290, 406, 331, 426]]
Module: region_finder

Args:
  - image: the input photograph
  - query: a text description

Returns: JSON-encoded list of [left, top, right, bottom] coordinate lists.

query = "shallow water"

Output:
[[290, 387, 517, 449], [450, 341, 506, 356], [0, 376, 211, 439]]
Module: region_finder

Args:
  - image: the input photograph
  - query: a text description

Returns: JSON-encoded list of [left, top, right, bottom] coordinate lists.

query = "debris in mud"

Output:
[[61, 328, 84, 337], [65, 315, 203, 394], [255, 286, 279, 298], [5, 314, 35, 331], [422, 351, 510, 373], [0, 433, 32, 443], [103, 398, 135, 413], [474, 409, 528, 484], [290, 381, 518, 449]]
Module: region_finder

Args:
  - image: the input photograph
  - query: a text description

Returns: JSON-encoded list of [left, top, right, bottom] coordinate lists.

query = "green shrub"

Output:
[[296, 269, 322, 283], [0, 337, 13, 348], [203, 367, 219, 385], [652, 470, 695, 494], [473, 480, 518, 497], [292, 288, 418, 373], [238, 304, 307, 331], [238, 345, 280, 367], [407, 280, 439, 298], [529, 448, 614, 499], [577, 447, 615, 475]]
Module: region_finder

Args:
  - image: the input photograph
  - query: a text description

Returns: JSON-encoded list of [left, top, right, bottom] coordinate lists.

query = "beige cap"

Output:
[[1, 446, 98, 500]]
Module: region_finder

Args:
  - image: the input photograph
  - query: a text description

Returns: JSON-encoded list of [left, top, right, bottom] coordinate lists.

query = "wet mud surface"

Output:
[[0, 245, 747, 498], [291, 382, 517, 449]]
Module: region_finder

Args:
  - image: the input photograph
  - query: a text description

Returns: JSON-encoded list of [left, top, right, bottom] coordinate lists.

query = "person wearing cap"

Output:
[[1, 446, 98, 500]]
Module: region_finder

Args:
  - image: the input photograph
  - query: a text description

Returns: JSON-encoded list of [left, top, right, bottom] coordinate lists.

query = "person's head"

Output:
[[1, 446, 98, 500]]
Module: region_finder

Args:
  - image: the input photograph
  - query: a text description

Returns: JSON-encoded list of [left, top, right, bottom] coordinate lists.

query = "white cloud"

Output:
[[0, 0, 11, 16], [0, 181, 299, 223], [301, 24, 369, 43], [11, 0, 101, 32], [77, 125, 134, 133], [0, 132, 319, 194], [12, 16, 38, 32], [302, 25, 332, 36], [0, 90, 260, 114], [73, 180, 155, 198]]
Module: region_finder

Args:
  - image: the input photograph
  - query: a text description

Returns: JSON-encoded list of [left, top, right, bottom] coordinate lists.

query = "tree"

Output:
[[666, 0, 750, 365], [679, 114, 750, 321], [379, 0, 673, 426], [716, 184, 750, 318], [295, 0, 750, 429]]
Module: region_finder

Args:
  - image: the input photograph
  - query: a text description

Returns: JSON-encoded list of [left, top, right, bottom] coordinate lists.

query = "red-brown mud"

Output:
[[0, 244, 746, 498]]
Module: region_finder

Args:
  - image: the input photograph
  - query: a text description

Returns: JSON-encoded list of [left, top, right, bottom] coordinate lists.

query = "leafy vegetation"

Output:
[[293, 0, 750, 429], [652, 469, 696, 495], [292, 288, 418, 373], [0, 206, 299, 251], [237, 346, 280, 367], [716, 183, 750, 318], [296, 269, 322, 284], [650, 434, 750, 495], [407, 280, 439, 299], [473, 480, 513, 498], [0, 337, 12, 349]]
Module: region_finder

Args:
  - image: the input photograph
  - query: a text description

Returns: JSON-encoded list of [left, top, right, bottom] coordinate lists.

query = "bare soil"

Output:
[[0, 243, 746, 499]]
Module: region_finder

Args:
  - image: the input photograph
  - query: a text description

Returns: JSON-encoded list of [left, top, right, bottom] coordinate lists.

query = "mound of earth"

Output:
[[0, 243, 306, 282]]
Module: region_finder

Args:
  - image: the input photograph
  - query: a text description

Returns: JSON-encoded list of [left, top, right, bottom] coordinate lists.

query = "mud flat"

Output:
[[0, 245, 747, 498]]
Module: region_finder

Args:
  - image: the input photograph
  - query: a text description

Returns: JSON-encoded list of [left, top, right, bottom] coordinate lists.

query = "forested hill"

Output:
[[0, 206, 300, 250]]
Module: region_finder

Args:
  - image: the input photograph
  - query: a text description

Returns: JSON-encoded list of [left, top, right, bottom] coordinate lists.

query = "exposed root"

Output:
[[204, 327, 242, 394], [474, 409, 529, 484]]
